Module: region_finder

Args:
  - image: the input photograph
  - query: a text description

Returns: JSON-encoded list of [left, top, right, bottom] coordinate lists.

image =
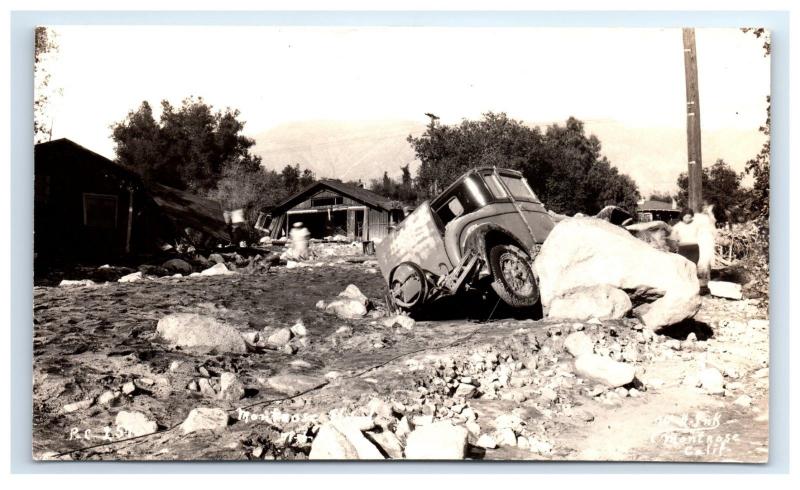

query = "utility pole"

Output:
[[682, 28, 703, 212]]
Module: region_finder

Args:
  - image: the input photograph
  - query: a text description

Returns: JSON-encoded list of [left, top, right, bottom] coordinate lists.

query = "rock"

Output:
[[180, 408, 229, 434], [290, 359, 312, 369], [454, 383, 477, 399], [699, 367, 725, 395], [534, 217, 700, 329], [395, 416, 413, 440], [404, 422, 468, 460], [63, 398, 94, 413], [162, 258, 193, 275], [58, 279, 97, 287], [708, 281, 743, 300], [121, 381, 137, 395], [564, 331, 594, 358], [156, 313, 247, 354], [118, 271, 144, 283], [325, 298, 368, 319], [208, 253, 225, 264], [476, 434, 498, 449], [734, 395, 753, 408], [383, 314, 416, 330], [115, 411, 158, 437], [548, 285, 632, 321], [241, 331, 260, 345], [366, 430, 404, 459], [218, 372, 246, 401], [200, 263, 235, 276], [338, 284, 369, 306], [495, 428, 517, 447], [97, 390, 119, 405], [574, 354, 636, 388], [197, 378, 216, 396], [309, 423, 381, 460], [265, 374, 325, 395], [265, 327, 293, 346], [290, 321, 307, 337]]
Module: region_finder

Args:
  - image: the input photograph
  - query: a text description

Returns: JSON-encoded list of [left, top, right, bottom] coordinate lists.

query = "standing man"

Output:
[[289, 221, 311, 260]]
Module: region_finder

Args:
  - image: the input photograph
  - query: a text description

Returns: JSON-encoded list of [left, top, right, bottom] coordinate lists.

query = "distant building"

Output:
[[34, 138, 229, 264], [636, 199, 681, 224], [266, 180, 405, 242]]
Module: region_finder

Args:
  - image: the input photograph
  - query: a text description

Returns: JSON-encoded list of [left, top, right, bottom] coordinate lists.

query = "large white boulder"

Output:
[[156, 313, 247, 354], [534, 217, 700, 329], [325, 298, 368, 319], [404, 421, 468, 460], [309, 417, 384, 460]]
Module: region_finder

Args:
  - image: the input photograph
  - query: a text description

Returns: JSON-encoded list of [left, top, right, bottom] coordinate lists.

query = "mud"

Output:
[[33, 260, 769, 462]]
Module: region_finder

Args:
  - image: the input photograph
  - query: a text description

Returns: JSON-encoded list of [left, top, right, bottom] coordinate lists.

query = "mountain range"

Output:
[[250, 119, 767, 195]]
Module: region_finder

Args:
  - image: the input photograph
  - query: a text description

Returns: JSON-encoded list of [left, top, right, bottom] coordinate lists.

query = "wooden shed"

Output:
[[636, 199, 681, 224], [266, 180, 405, 242], [34, 138, 230, 264]]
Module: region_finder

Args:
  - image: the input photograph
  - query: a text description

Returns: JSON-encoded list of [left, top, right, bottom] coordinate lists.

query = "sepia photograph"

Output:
[[31, 25, 771, 462]]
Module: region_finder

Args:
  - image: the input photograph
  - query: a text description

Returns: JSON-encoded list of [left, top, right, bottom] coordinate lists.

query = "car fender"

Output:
[[461, 223, 530, 265]]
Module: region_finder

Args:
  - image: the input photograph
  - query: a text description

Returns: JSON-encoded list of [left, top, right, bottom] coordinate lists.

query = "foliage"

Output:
[[111, 97, 258, 193], [648, 192, 674, 203], [369, 164, 418, 202], [34, 26, 61, 143], [407, 113, 640, 215], [676, 159, 746, 223]]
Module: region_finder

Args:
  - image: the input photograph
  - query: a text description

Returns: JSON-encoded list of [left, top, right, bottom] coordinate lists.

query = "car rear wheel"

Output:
[[488, 244, 539, 308]]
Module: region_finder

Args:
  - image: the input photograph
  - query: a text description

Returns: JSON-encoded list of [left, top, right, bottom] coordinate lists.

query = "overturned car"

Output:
[[376, 168, 554, 314]]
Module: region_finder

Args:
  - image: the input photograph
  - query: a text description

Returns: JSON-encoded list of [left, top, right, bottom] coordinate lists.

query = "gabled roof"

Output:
[[149, 183, 231, 242], [637, 200, 679, 212], [35, 138, 144, 186], [270, 179, 401, 215]]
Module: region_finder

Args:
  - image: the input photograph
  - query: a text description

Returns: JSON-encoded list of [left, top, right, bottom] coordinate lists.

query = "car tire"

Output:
[[488, 243, 540, 308]]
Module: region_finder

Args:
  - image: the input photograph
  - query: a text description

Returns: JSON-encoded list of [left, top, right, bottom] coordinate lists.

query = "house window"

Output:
[[83, 193, 118, 229], [311, 196, 343, 207]]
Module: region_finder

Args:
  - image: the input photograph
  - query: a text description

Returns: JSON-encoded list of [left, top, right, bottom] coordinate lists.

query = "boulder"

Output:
[[180, 407, 229, 434], [200, 263, 235, 276], [58, 279, 97, 287], [309, 424, 370, 460], [534, 217, 700, 329], [573, 353, 636, 388], [266, 328, 293, 346], [118, 271, 144, 283], [62, 398, 94, 413], [383, 314, 416, 330], [699, 367, 725, 395], [290, 321, 308, 337], [708, 281, 743, 300], [325, 298, 368, 319], [366, 430, 404, 459], [208, 253, 225, 264], [564, 331, 594, 358], [156, 313, 247, 354], [218, 372, 246, 401], [115, 411, 158, 437], [162, 258, 193, 275], [264, 374, 325, 396], [404, 421, 468, 460], [338, 284, 369, 306], [548, 285, 632, 321]]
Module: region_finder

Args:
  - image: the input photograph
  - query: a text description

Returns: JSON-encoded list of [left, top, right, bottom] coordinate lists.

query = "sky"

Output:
[[36, 26, 771, 193]]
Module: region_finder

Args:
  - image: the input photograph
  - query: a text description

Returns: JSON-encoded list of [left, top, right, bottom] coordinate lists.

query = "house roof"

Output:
[[35, 137, 231, 242], [637, 200, 679, 212], [149, 183, 231, 242], [270, 179, 401, 215], [35, 138, 144, 187]]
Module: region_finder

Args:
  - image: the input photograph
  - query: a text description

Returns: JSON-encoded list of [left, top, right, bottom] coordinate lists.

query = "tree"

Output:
[[111, 97, 258, 192], [34, 26, 61, 143], [407, 113, 640, 215], [676, 159, 744, 223], [648, 192, 674, 203]]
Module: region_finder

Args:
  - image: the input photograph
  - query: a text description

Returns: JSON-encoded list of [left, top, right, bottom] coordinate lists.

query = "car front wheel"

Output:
[[488, 243, 540, 308]]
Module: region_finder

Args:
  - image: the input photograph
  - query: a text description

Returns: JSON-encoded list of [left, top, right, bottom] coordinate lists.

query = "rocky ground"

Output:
[[32, 246, 769, 463]]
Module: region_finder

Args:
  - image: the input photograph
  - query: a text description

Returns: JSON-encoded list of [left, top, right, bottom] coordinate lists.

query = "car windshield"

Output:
[[499, 174, 539, 202]]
